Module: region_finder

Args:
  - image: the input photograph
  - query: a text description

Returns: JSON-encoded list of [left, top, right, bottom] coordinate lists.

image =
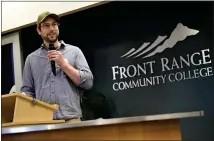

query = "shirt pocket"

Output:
[[33, 59, 51, 88]]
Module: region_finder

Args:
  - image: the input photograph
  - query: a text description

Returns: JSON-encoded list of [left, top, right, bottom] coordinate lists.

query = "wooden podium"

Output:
[[2, 93, 65, 127], [2, 93, 203, 140]]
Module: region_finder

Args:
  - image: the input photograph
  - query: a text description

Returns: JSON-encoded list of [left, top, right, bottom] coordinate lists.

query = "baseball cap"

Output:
[[37, 11, 60, 27]]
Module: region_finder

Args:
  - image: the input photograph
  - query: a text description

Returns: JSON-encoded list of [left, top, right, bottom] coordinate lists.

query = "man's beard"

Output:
[[43, 33, 59, 43]]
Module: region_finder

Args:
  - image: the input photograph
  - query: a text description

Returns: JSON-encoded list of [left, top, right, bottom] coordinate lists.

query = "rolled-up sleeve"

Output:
[[20, 55, 35, 97], [76, 48, 93, 90]]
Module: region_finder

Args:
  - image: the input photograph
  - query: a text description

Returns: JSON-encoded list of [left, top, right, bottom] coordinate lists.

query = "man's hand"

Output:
[[48, 50, 81, 85], [48, 50, 67, 67]]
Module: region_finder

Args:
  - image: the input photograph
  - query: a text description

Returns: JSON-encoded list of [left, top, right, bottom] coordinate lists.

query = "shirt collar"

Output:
[[41, 40, 66, 50]]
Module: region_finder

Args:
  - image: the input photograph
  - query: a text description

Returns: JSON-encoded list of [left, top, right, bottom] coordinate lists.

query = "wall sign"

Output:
[[111, 23, 213, 91]]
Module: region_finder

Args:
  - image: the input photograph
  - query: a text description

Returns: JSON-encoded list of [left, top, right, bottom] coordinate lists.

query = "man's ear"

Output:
[[36, 27, 41, 35]]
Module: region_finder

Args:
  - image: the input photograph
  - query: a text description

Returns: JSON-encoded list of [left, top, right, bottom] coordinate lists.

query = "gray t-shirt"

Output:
[[20, 40, 93, 120]]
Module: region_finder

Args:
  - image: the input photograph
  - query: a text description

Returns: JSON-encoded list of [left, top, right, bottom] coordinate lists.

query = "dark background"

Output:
[[19, 2, 214, 140], [1, 43, 15, 95]]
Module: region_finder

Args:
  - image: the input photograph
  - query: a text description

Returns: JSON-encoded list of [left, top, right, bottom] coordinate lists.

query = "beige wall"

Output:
[[2, 1, 106, 34]]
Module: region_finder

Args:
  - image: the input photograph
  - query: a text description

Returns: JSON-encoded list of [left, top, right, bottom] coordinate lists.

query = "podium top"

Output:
[[2, 110, 204, 135], [2, 93, 58, 111]]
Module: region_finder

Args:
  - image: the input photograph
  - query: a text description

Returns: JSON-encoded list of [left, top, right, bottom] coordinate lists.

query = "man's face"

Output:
[[37, 17, 59, 43]]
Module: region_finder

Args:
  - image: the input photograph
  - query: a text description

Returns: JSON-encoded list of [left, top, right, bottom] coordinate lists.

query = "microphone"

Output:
[[49, 43, 56, 76]]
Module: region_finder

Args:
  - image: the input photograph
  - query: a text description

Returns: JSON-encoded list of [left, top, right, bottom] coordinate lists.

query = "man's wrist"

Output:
[[60, 60, 68, 69], [59, 60, 68, 69]]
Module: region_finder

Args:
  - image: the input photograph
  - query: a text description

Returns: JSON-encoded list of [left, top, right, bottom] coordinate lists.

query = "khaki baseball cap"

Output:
[[37, 11, 60, 27]]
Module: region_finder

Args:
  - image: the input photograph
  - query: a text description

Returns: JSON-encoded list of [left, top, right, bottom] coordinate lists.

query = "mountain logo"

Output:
[[120, 23, 199, 59]]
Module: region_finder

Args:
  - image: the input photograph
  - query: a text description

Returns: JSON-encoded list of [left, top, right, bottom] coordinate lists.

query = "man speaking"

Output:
[[20, 11, 93, 122]]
